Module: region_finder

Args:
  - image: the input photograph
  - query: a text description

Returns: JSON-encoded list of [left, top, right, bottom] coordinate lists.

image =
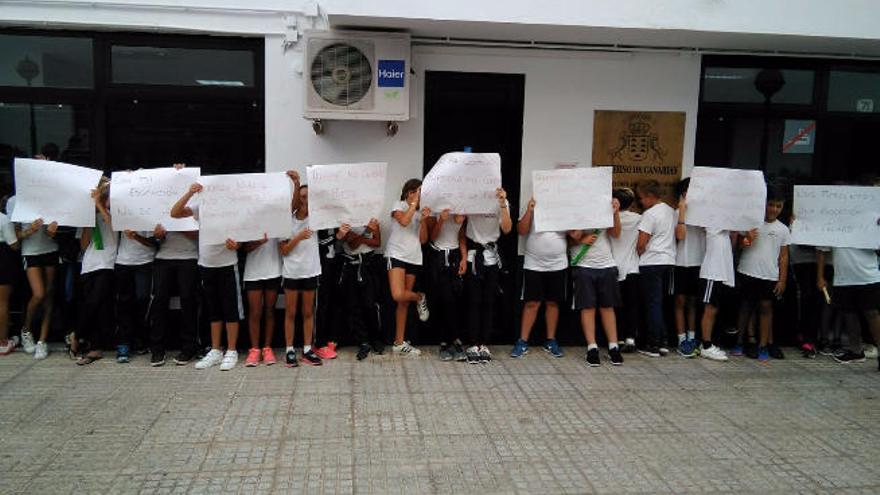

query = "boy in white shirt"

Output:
[[672, 179, 705, 357], [734, 190, 790, 362], [511, 197, 568, 359], [636, 180, 679, 357], [816, 246, 880, 366], [609, 188, 641, 353], [697, 229, 737, 361]]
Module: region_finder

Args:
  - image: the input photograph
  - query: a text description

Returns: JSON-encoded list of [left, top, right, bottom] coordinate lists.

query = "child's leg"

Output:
[[24, 267, 46, 331], [263, 289, 277, 348], [519, 301, 540, 341], [38, 266, 56, 343], [395, 274, 417, 345], [225, 321, 239, 350], [115, 265, 135, 347], [284, 290, 299, 347], [247, 289, 263, 348], [580, 308, 597, 345], [388, 268, 414, 346], [701, 304, 718, 343], [465, 271, 483, 347], [301, 290, 316, 348], [479, 266, 499, 345], [210, 322, 223, 350], [0, 285, 11, 343], [674, 294, 687, 335], [757, 300, 773, 348], [598, 307, 618, 345], [687, 296, 697, 337], [545, 302, 559, 341]]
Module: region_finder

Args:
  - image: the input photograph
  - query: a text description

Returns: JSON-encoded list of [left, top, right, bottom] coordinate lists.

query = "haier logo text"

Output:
[[378, 60, 406, 88]]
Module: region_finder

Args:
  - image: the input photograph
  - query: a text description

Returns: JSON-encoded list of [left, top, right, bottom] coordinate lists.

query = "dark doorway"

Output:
[[423, 71, 525, 344]]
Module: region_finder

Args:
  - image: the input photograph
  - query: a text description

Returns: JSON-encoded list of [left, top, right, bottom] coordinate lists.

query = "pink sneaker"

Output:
[[315, 342, 337, 360], [245, 348, 261, 367], [262, 347, 276, 365]]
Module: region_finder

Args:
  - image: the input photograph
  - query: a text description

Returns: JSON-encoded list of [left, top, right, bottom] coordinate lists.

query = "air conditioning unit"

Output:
[[303, 30, 410, 122]]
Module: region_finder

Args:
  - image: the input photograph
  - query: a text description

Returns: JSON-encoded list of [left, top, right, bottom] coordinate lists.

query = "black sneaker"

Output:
[[285, 349, 298, 368], [637, 346, 661, 358], [769, 344, 785, 360], [609, 347, 623, 366], [302, 350, 323, 366], [452, 341, 467, 362], [744, 343, 759, 359], [586, 348, 601, 367], [173, 349, 196, 365], [833, 350, 866, 364], [439, 343, 454, 362], [150, 349, 166, 367], [371, 341, 385, 355], [356, 343, 371, 361], [465, 346, 481, 364]]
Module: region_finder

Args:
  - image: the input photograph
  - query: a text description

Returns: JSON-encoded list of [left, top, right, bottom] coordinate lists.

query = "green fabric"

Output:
[[92, 220, 104, 251], [569, 229, 600, 266]]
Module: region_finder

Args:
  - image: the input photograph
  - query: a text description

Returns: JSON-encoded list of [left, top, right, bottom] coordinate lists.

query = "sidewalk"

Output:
[[0, 347, 877, 494]]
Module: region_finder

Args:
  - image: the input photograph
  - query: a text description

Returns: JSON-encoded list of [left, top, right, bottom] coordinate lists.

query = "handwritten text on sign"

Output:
[[197, 173, 292, 245], [792, 186, 880, 249], [11, 158, 104, 227], [685, 166, 766, 231], [110, 167, 200, 232], [533, 167, 613, 232], [420, 153, 502, 214], [306, 162, 387, 230]]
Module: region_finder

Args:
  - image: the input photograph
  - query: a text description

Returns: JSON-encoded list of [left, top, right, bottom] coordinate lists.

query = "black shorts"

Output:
[[572, 266, 620, 309], [386, 257, 421, 276], [521, 268, 567, 303], [244, 277, 281, 292], [672, 266, 700, 296], [200, 265, 244, 323], [283, 276, 319, 291], [22, 251, 59, 269], [833, 283, 880, 312], [698, 278, 727, 306], [738, 273, 776, 302], [0, 245, 18, 285]]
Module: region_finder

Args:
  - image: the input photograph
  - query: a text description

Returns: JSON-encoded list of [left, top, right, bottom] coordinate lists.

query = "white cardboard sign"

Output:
[[533, 167, 613, 232], [792, 185, 880, 249], [196, 173, 292, 245], [110, 167, 201, 232], [420, 152, 502, 214], [306, 162, 387, 230], [685, 166, 766, 231], [11, 158, 103, 227]]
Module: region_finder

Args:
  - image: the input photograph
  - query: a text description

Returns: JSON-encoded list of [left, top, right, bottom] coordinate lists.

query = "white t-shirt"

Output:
[[818, 247, 880, 287], [466, 200, 508, 266], [7, 195, 58, 256], [522, 211, 567, 272], [737, 220, 791, 281], [79, 214, 118, 274], [244, 238, 282, 281], [432, 218, 462, 251], [0, 213, 18, 247], [343, 227, 376, 256], [610, 211, 641, 281], [385, 201, 423, 266], [198, 240, 237, 268], [675, 221, 706, 267], [638, 202, 677, 266], [282, 215, 321, 279], [156, 232, 198, 260], [700, 229, 735, 287], [116, 232, 156, 266], [571, 230, 616, 269]]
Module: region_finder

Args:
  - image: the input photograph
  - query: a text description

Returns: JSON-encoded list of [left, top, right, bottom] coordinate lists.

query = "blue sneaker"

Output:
[[677, 339, 697, 358], [758, 346, 770, 362], [116, 344, 130, 364], [730, 345, 744, 357], [510, 339, 529, 358], [543, 339, 564, 358]]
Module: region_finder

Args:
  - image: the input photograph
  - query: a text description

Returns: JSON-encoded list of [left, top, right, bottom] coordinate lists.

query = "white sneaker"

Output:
[[700, 344, 729, 362], [194, 349, 223, 369], [863, 344, 878, 359], [416, 293, 430, 322], [219, 350, 238, 371], [34, 341, 48, 360], [392, 341, 422, 356], [658, 347, 670, 356], [21, 331, 36, 354]]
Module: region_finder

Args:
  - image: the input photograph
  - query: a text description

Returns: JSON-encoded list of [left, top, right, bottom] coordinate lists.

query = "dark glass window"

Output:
[[111, 45, 255, 87], [0, 34, 93, 88], [702, 67, 814, 104], [827, 70, 880, 113]]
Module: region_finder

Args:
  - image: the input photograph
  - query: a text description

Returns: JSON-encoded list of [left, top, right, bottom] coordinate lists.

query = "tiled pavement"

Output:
[[0, 346, 879, 494]]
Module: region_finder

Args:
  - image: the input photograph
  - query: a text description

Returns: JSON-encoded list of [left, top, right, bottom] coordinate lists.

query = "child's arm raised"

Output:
[[170, 183, 201, 219], [457, 221, 467, 276], [608, 198, 622, 239], [360, 219, 382, 248], [419, 207, 431, 244], [497, 188, 512, 234], [393, 187, 420, 227], [675, 196, 687, 240], [287, 170, 301, 212], [517, 198, 535, 236]]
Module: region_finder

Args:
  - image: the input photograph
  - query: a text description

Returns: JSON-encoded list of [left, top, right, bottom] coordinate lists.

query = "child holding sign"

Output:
[[424, 209, 467, 361], [242, 234, 281, 366], [672, 179, 705, 357], [609, 188, 641, 353], [511, 197, 567, 359], [734, 189, 790, 363], [339, 219, 384, 360], [170, 180, 244, 371], [568, 198, 624, 366], [385, 179, 431, 356], [279, 172, 323, 367]]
